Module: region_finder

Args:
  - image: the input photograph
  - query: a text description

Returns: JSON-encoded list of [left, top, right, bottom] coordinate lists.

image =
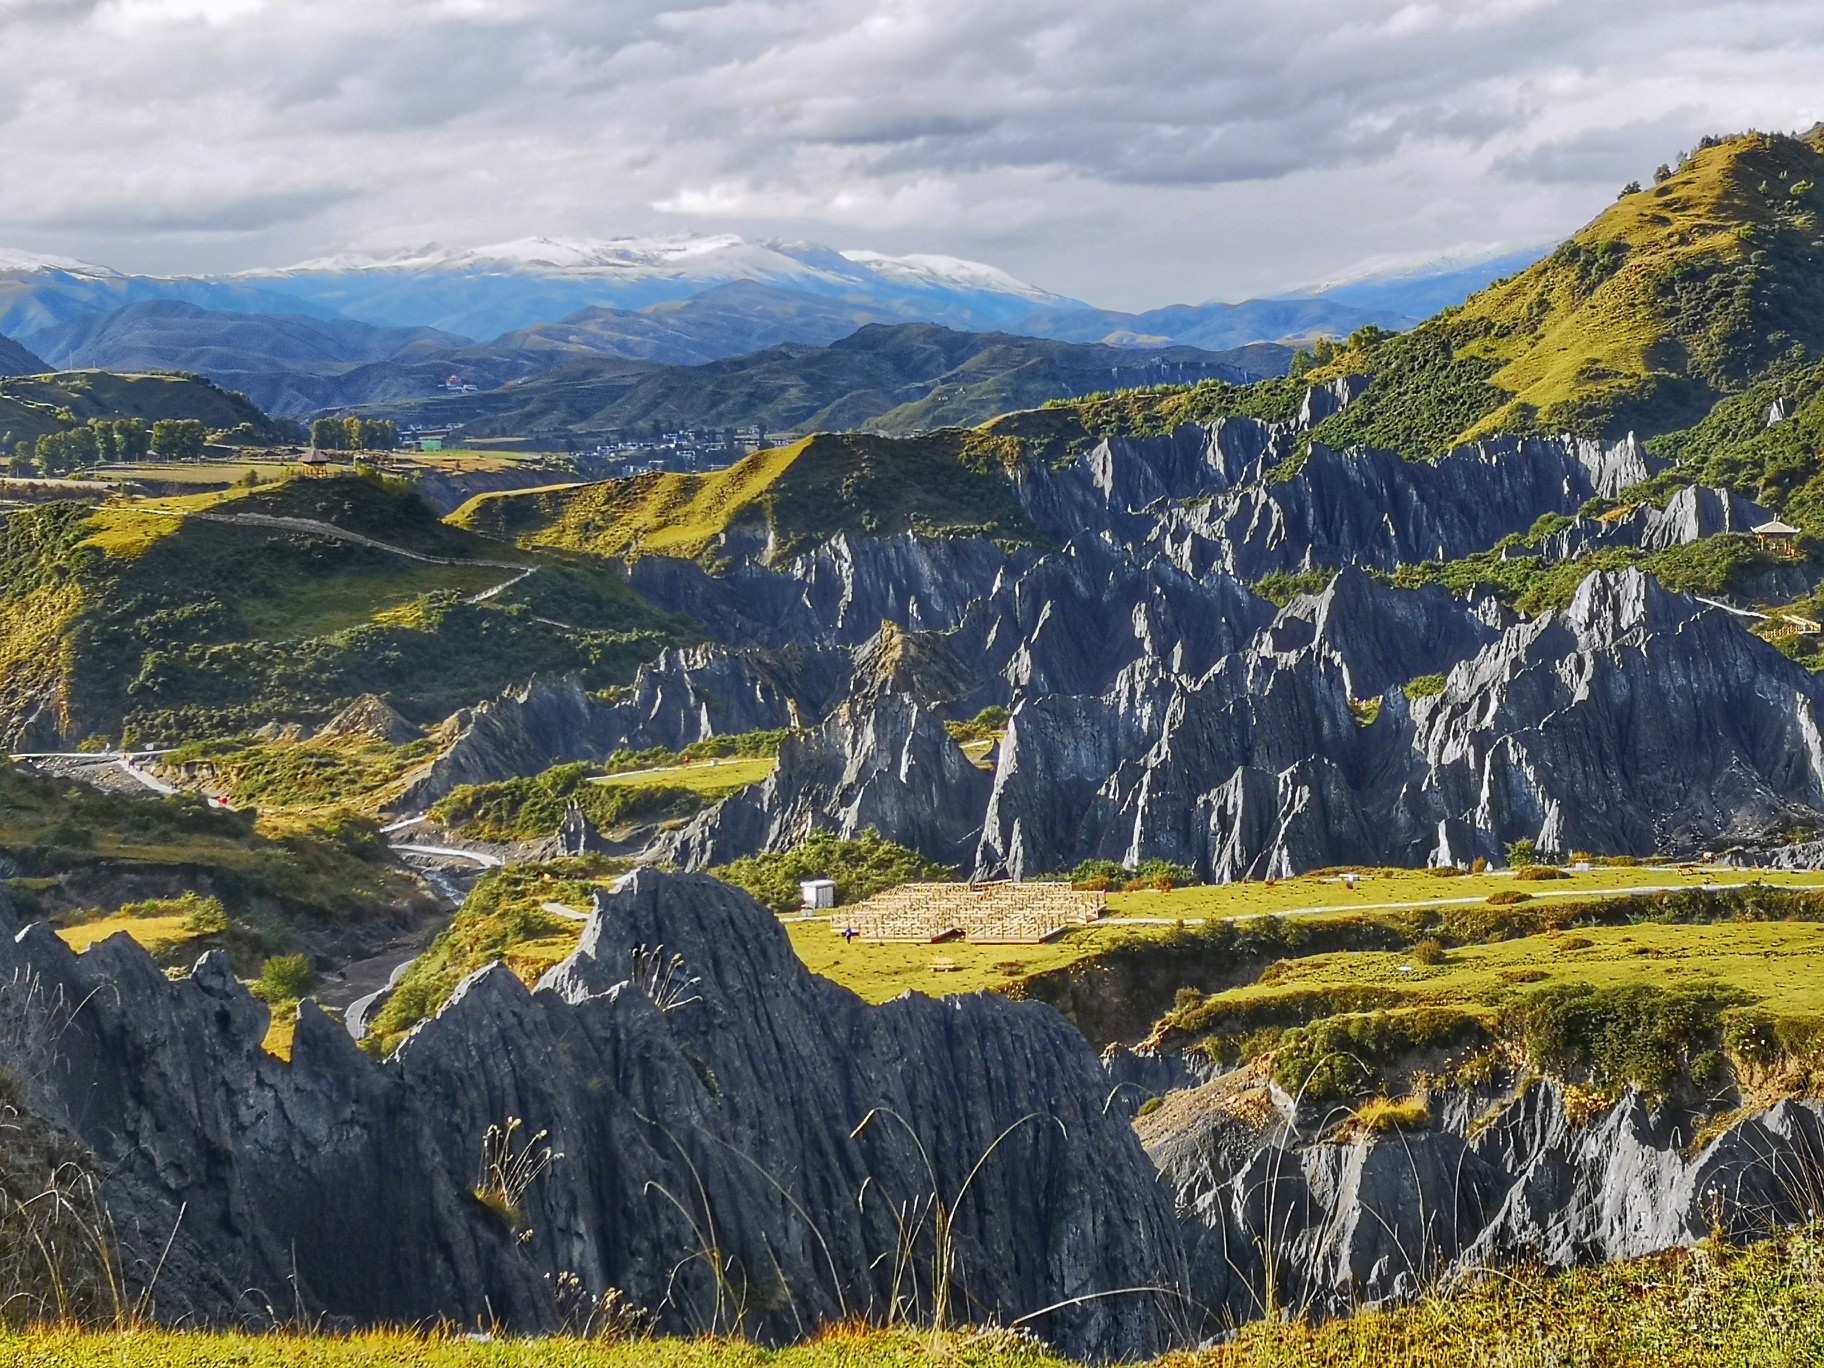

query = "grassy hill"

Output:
[[1303, 129, 1824, 452], [0, 759, 428, 974], [361, 322, 1283, 441], [0, 472, 693, 746], [0, 370, 285, 449], [452, 429, 1041, 562]]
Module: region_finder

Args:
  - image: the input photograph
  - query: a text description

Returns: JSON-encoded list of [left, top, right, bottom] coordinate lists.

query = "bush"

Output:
[[1505, 838, 1539, 868], [1411, 938, 1447, 965], [1516, 865, 1569, 881], [1487, 890, 1533, 905], [943, 706, 1011, 744], [1350, 1094, 1432, 1133], [1272, 1007, 1487, 1101], [1499, 983, 1746, 1099], [713, 830, 953, 914], [256, 953, 313, 1002], [1069, 857, 1196, 891], [1403, 673, 1447, 699]]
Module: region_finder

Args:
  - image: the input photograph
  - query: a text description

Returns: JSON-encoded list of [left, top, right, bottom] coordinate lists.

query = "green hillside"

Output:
[[0, 473, 693, 746], [1303, 129, 1824, 452], [452, 429, 1041, 562], [0, 370, 284, 449]]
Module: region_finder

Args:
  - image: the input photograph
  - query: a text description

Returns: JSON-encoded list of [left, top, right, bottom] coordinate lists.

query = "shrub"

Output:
[[1349, 1094, 1432, 1133], [1403, 673, 1447, 700], [256, 953, 313, 1002], [1272, 1007, 1488, 1101], [943, 706, 1011, 744], [713, 830, 953, 914], [1516, 865, 1569, 881], [1411, 938, 1447, 965], [1069, 857, 1195, 891], [1487, 890, 1533, 905], [1499, 983, 1746, 1099], [1505, 838, 1539, 868]]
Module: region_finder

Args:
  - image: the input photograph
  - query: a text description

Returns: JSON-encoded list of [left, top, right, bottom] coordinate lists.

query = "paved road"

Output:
[[392, 843, 505, 869]]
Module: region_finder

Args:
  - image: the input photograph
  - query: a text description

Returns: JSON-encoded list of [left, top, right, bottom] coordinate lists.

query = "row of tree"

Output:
[[310, 416, 398, 452], [7, 417, 210, 476]]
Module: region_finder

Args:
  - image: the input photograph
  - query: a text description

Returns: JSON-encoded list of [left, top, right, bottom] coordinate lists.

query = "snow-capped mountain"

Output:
[[225, 234, 1078, 337]]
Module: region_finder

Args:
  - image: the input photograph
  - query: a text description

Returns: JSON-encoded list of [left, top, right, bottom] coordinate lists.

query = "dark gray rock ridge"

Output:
[[0, 871, 1187, 1359], [1143, 1071, 1824, 1320]]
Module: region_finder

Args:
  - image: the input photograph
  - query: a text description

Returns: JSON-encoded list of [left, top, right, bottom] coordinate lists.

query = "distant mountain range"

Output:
[[0, 334, 45, 378], [0, 234, 1547, 434], [359, 323, 1292, 439]]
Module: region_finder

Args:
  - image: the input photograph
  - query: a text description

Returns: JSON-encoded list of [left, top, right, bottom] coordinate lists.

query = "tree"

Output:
[[1618, 180, 1642, 198], [1654, 163, 1674, 183], [114, 419, 149, 461], [310, 417, 345, 451], [1505, 837, 1539, 869], [150, 418, 206, 460]]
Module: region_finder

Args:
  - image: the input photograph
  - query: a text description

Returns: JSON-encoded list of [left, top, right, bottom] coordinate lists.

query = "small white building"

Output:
[[800, 879, 837, 912]]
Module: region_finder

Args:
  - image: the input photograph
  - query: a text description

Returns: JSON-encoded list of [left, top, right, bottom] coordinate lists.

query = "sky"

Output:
[[1, 0, 1822, 309]]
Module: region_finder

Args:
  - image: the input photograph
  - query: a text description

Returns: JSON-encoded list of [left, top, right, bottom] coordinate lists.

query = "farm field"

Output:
[[1210, 917, 1824, 1018], [788, 866, 1824, 1003], [590, 754, 776, 795]]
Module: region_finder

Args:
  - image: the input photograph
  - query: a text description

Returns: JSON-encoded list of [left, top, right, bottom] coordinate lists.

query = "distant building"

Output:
[[1755, 518, 1803, 558], [800, 879, 837, 912], [418, 435, 445, 452]]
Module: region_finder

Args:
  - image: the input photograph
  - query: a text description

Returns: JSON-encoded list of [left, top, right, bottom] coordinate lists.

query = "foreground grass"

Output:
[[13, 1230, 1824, 1366]]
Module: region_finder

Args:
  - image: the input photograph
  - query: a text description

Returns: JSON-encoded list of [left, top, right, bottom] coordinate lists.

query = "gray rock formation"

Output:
[[660, 693, 992, 870], [1154, 433, 1656, 581], [1539, 484, 1773, 562], [975, 569, 1824, 879], [1143, 1072, 1824, 1319], [402, 647, 844, 808], [0, 872, 1186, 1359], [631, 533, 1032, 649]]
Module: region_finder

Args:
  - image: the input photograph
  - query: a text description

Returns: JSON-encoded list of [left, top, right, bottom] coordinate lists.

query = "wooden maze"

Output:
[[836, 881, 1106, 944]]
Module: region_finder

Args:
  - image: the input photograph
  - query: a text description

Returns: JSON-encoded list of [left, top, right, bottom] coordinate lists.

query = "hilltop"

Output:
[[0, 369, 284, 450], [0, 472, 692, 746], [452, 428, 1040, 562], [1302, 129, 1824, 452]]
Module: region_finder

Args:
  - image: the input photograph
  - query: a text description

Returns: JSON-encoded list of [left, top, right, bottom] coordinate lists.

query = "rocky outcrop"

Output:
[[1254, 566, 1498, 699], [316, 693, 421, 745], [0, 872, 1186, 1359], [630, 533, 1031, 649], [1154, 434, 1657, 581], [660, 693, 992, 869], [974, 569, 1824, 879], [402, 647, 845, 808], [1143, 1071, 1824, 1319], [1539, 484, 1772, 562]]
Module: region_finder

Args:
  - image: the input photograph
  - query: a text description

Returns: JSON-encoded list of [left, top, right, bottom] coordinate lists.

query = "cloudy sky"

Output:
[[0, 0, 1821, 308]]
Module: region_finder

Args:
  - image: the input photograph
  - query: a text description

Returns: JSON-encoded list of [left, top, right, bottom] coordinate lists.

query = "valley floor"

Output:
[[11, 1227, 1824, 1366]]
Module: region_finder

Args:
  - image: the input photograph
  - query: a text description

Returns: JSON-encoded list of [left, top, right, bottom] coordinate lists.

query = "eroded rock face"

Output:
[[660, 692, 992, 869], [1155, 434, 1656, 581], [0, 873, 1186, 1359], [975, 568, 1824, 878], [1141, 1072, 1824, 1320], [403, 647, 846, 807]]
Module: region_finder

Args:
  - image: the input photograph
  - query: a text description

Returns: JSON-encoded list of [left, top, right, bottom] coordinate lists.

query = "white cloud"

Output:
[[0, 0, 1820, 306]]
